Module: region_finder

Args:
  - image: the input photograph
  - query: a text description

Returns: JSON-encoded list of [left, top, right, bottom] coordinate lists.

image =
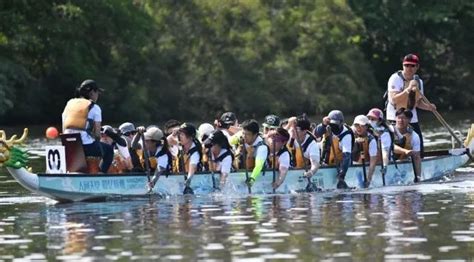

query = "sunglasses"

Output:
[[403, 64, 417, 68]]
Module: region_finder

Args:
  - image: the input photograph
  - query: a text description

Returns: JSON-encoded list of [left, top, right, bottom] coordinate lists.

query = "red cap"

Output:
[[403, 54, 420, 65], [367, 108, 384, 120]]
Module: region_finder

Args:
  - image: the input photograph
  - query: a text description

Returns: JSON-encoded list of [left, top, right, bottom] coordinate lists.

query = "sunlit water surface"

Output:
[[1, 116, 473, 261]]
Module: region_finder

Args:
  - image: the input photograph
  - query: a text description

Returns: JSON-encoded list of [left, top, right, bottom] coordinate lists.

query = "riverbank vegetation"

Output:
[[1, 0, 472, 124]]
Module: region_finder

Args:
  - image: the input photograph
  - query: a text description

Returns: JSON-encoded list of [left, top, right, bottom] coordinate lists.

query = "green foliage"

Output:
[[0, 0, 471, 125]]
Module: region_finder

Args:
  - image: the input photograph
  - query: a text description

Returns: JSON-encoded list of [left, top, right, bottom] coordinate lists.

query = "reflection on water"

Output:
[[0, 185, 474, 260]]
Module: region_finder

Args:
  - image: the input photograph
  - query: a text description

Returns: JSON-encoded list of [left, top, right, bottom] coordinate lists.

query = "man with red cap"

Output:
[[385, 54, 436, 157]]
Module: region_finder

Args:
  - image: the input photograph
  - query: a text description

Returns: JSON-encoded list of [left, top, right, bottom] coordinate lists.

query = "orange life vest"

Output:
[[108, 154, 129, 174], [288, 139, 304, 168], [352, 133, 375, 164], [394, 129, 413, 160], [321, 125, 353, 165], [63, 98, 94, 130], [178, 145, 202, 173], [268, 146, 290, 169], [243, 139, 268, 170], [209, 149, 233, 172]]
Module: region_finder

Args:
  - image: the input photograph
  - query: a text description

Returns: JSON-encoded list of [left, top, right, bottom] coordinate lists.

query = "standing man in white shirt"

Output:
[[386, 54, 436, 157]]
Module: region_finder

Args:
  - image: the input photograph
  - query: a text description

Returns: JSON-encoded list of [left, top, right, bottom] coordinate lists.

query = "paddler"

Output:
[[267, 127, 291, 190], [393, 108, 422, 181], [316, 110, 354, 189], [241, 119, 269, 187], [386, 54, 436, 157], [134, 126, 172, 190], [61, 79, 113, 173], [178, 123, 203, 194], [351, 115, 378, 187], [203, 130, 234, 189]]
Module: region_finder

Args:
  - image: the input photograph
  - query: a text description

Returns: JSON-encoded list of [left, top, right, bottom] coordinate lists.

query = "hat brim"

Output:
[[329, 119, 341, 125], [403, 61, 418, 65], [262, 123, 278, 129]]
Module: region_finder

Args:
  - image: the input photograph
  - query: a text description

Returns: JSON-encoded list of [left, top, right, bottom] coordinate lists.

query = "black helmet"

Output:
[[204, 130, 228, 148], [79, 79, 104, 92], [179, 123, 197, 138]]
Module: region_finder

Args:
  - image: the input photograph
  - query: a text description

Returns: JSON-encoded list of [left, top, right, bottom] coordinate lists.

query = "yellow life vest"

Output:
[[178, 146, 202, 173], [352, 134, 375, 164], [244, 140, 267, 170], [63, 98, 93, 130], [108, 154, 129, 174], [394, 130, 412, 160], [209, 149, 233, 172], [139, 149, 157, 170], [268, 146, 289, 169], [321, 126, 353, 165], [288, 139, 305, 168]]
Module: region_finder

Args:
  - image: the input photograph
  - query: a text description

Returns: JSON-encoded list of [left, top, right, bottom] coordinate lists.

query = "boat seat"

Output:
[[60, 133, 88, 173]]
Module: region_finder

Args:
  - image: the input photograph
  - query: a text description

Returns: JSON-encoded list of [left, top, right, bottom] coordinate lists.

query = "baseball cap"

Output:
[[403, 54, 420, 65], [367, 108, 384, 120], [220, 112, 237, 125], [353, 115, 369, 126], [144, 127, 164, 141], [262, 114, 280, 129], [79, 79, 104, 92]]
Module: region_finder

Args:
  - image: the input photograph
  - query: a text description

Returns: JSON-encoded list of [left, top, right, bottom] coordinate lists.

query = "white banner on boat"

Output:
[[45, 146, 66, 174]]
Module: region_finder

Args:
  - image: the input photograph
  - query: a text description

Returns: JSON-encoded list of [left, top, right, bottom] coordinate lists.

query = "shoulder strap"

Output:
[[301, 131, 316, 153], [215, 149, 232, 162], [338, 124, 355, 149]]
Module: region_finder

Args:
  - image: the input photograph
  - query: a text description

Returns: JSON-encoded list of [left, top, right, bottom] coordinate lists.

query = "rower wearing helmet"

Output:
[[135, 127, 172, 190], [351, 115, 378, 187], [178, 123, 203, 194], [262, 114, 281, 139], [198, 123, 215, 171], [204, 130, 234, 189], [317, 110, 354, 189]]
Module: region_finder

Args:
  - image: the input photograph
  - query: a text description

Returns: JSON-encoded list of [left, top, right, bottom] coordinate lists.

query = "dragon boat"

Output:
[[1, 126, 474, 202]]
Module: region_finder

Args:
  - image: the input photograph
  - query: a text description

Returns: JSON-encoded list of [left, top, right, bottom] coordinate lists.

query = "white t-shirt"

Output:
[[247, 136, 268, 162], [380, 131, 392, 151], [386, 72, 424, 123], [117, 144, 130, 159], [368, 136, 378, 157], [277, 150, 290, 168], [339, 126, 353, 154], [154, 146, 169, 171], [212, 149, 232, 174], [395, 128, 421, 152], [63, 103, 101, 145], [301, 134, 320, 162], [188, 142, 200, 166]]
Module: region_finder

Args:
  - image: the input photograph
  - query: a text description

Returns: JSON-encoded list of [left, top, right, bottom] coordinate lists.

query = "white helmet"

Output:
[[353, 115, 369, 126], [198, 123, 215, 142]]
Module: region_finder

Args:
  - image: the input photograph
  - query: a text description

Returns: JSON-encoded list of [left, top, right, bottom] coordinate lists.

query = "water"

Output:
[[1, 113, 474, 260]]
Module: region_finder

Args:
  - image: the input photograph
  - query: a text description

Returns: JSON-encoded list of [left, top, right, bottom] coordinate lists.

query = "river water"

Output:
[[1, 113, 473, 261]]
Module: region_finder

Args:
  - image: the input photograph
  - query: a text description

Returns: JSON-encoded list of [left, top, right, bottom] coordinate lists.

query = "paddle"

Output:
[[241, 138, 252, 194], [360, 148, 368, 188], [377, 138, 386, 186], [299, 133, 316, 192], [140, 133, 152, 188], [179, 149, 194, 195], [208, 150, 218, 191], [420, 94, 473, 161], [272, 140, 276, 194], [411, 156, 419, 183]]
